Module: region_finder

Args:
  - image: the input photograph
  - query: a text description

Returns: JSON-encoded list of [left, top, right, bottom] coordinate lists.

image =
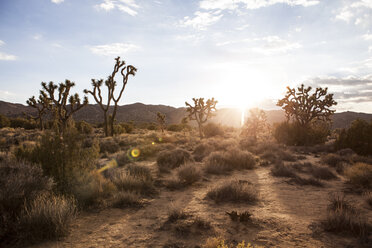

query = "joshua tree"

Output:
[[26, 94, 50, 130], [185, 97, 217, 138], [277, 84, 337, 127], [242, 108, 268, 142], [41, 80, 88, 134], [156, 112, 166, 133], [84, 57, 137, 136]]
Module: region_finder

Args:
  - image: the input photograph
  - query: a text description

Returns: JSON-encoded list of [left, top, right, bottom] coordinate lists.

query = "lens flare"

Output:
[[130, 148, 140, 158], [97, 159, 118, 173], [152, 141, 155, 145], [158, 137, 163, 142]]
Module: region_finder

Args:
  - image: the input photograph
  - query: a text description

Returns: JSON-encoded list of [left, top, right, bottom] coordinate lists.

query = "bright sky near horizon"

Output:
[[0, 0, 372, 112]]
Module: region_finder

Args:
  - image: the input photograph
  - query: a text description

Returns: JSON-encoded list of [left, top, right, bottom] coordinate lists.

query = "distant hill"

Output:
[[0, 100, 371, 129]]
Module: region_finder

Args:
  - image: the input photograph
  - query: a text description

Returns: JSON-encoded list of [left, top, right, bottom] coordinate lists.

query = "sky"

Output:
[[0, 0, 372, 113]]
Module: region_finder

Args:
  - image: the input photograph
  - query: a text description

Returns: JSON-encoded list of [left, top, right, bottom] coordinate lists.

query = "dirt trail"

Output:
[[31, 157, 371, 248]]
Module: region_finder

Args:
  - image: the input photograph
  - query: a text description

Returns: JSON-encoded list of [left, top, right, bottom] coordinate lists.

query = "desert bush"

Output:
[[120, 122, 134, 133], [274, 121, 329, 146], [115, 151, 131, 166], [193, 142, 214, 162], [126, 163, 153, 181], [344, 163, 372, 189], [167, 208, 189, 223], [290, 162, 313, 173], [0, 159, 53, 242], [113, 191, 141, 208], [75, 121, 93, 134], [288, 176, 324, 187], [204, 148, 256, 174], [206, 180, 258, 203], [203, 237, 262, 248], [18, 194, 76, 242], [0, 114, 10, 128], [10, 117, 37, 130], [156, 148, 193, 172], [99, 137, 120, 154], [167, 124, 184, 132], [111, 170, 154, 195], [310, 166, 337, 180], [271, 163, 297, 178], [365, 192, 372, 207], [203, 122, 224, 138], [322, 193, 370, 238], [321, 153, 347, 167], [335, 119, 372, 156], [177, 163, 202, 185]]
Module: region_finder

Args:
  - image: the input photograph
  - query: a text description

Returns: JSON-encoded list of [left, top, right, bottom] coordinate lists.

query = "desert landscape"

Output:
[[1, 0, 372, 247]]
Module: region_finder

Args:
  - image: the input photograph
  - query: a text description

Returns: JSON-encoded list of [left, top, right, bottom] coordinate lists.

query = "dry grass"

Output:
[[288, 176, 324, 187], [203, 237, 263, 248], [111, 170, 155, 196], [271, 163, 298, 178], [113, 191, 142, 208], [156, 148, 193, 172], [310, 166, 337, 180], [321, 153, 347, 167], [18, 194, 77, 242], [364, 192, 372, 208], [176, 163, 202, 185], [344, 162, 372, 189], [167, 208, 189, 223], [206, 180, 258, 204]]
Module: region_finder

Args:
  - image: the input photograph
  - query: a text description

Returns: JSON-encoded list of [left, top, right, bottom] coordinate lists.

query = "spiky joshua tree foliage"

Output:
[[41, 80, 88, 134], [26, 94, 50, 130], [277, 84, 337, 127], [156, 112, 166, 133], [84, 57, 137, 137], [185, 97, 217, 138], [242, 108, 268, 142]]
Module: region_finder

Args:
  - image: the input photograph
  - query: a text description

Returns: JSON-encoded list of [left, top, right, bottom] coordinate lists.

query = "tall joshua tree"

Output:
[[41, 80, 88, 134], [185, 97, 217, 138], [26, 94, 50, 130], [277, 84, 337, 127], [156, 112, 166, 133], [85, 57, 137, 136]]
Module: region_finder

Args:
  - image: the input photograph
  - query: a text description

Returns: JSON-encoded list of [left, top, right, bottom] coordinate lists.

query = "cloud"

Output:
[[216, 36, 302, 55], [362, 33, 372, 40], [89, 43, 140, 56], [335, 1, 372, 26], [0, 40, 17, 60], [308, 74, 372, 103], [51, 0, 64, 4], [32, 34, 42, 40], [199, 0, 319, 10], [180, 11, 223, 30], [96, 0, 140, 16]]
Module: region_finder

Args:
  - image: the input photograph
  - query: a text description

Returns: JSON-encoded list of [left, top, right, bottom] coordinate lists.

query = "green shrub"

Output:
[[10, 117, 37, 130], [345, 163, 372, 189], [203, 123, 224, 138], [335, 119, 372, 156], [18, 194, 76, 241], [206, 180, 258, 203], [0, 114, 10, 128], [274, 121, 329, 146], [156, 148, 193, 172]]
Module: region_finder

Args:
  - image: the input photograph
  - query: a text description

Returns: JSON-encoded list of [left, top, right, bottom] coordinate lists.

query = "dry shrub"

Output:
[[193, 143, 214, 162], [345, 163, 372, 189], [156, 148, 193, 172], [271, 163, 297, 178], [206, 180, 258, 203], [204, 148, 256, 174], [364, 192, 372, 207], [310, 166, 337, 180], [290, 162, 313, 173], [203, 123, 224, 138], [321, 153, 347, 167], [322, 193, 370, 239], [112, 170, 155, 196], [18, 194, 76, 242], [177, 163, 202, 185], [202, 237, 262, 248], [99, 137, 120, 154], [113, 191, 142, 208], [167, 208, 189, 223], [288, 176, 324, 187]]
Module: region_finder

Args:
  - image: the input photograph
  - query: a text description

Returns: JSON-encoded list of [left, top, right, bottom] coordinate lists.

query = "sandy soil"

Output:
[[31, 155, 372, 248]]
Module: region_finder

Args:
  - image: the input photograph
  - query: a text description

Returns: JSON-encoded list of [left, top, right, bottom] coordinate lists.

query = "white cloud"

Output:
[[180, 11, 223, 30], [96, 0, 140, 16], [336, 8, 354, 22], [335, 1, 372, 26], [51, 0, 64, 4], [32, 34, 42, 40], [235, 24, 250, 31], [363, 33, 372, 40], [199, 0, 319, 10], [0, 40, 4, 46], [90, 43, 140, 56], [0, 52, 17, 61]]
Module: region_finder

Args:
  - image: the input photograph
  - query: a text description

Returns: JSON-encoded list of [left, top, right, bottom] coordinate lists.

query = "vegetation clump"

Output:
[[156, 148, 193, 172], [344, 162, 372, 189], [206, 180, 258, 203]]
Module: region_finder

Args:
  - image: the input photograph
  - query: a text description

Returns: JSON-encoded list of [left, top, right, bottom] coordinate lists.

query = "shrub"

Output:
[[274, 121, 329, 146], [203, 123, 224, 138], [18, 194, 76, 242], [365, 192, 372, 207], [10, 117, 37, 130], [344, 163, 372, 189], [156, 148, 193, 172], [111, 170, 154, 196], [193, 142, 214, 162], [0, 114, 10, 128], [206, 180, 258, 203], [119, 122, 134, 133], [204, 148, 256, 174], [167, 124, 185, 132], [177, 164, 202, 185], [288, 176, 324, 187], [310, 166, 337, 180], [271, 163, 297, 178], [203, 237, 262, 248], [335, 119, 372, 156], [99, 138, 120, 154], [113, 191, 141, 208], [321, 153, 347, 167], [167, 208, 189, 223], [126, 163, 153, 182], [75, 121, 93, 134]]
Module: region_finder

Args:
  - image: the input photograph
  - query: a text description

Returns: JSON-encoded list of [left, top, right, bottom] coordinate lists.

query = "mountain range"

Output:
[[0, 100, 371, 129]]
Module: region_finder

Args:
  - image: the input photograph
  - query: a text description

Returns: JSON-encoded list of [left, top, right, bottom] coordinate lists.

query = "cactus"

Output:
[[26, 94, 50, 130], [185, 97, 217, 138], [156, 112, 166, 133], [84, 57, 137, 137]]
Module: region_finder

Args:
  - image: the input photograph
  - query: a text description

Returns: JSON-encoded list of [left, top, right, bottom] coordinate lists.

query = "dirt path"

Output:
[[31, 157, 371, 248]]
